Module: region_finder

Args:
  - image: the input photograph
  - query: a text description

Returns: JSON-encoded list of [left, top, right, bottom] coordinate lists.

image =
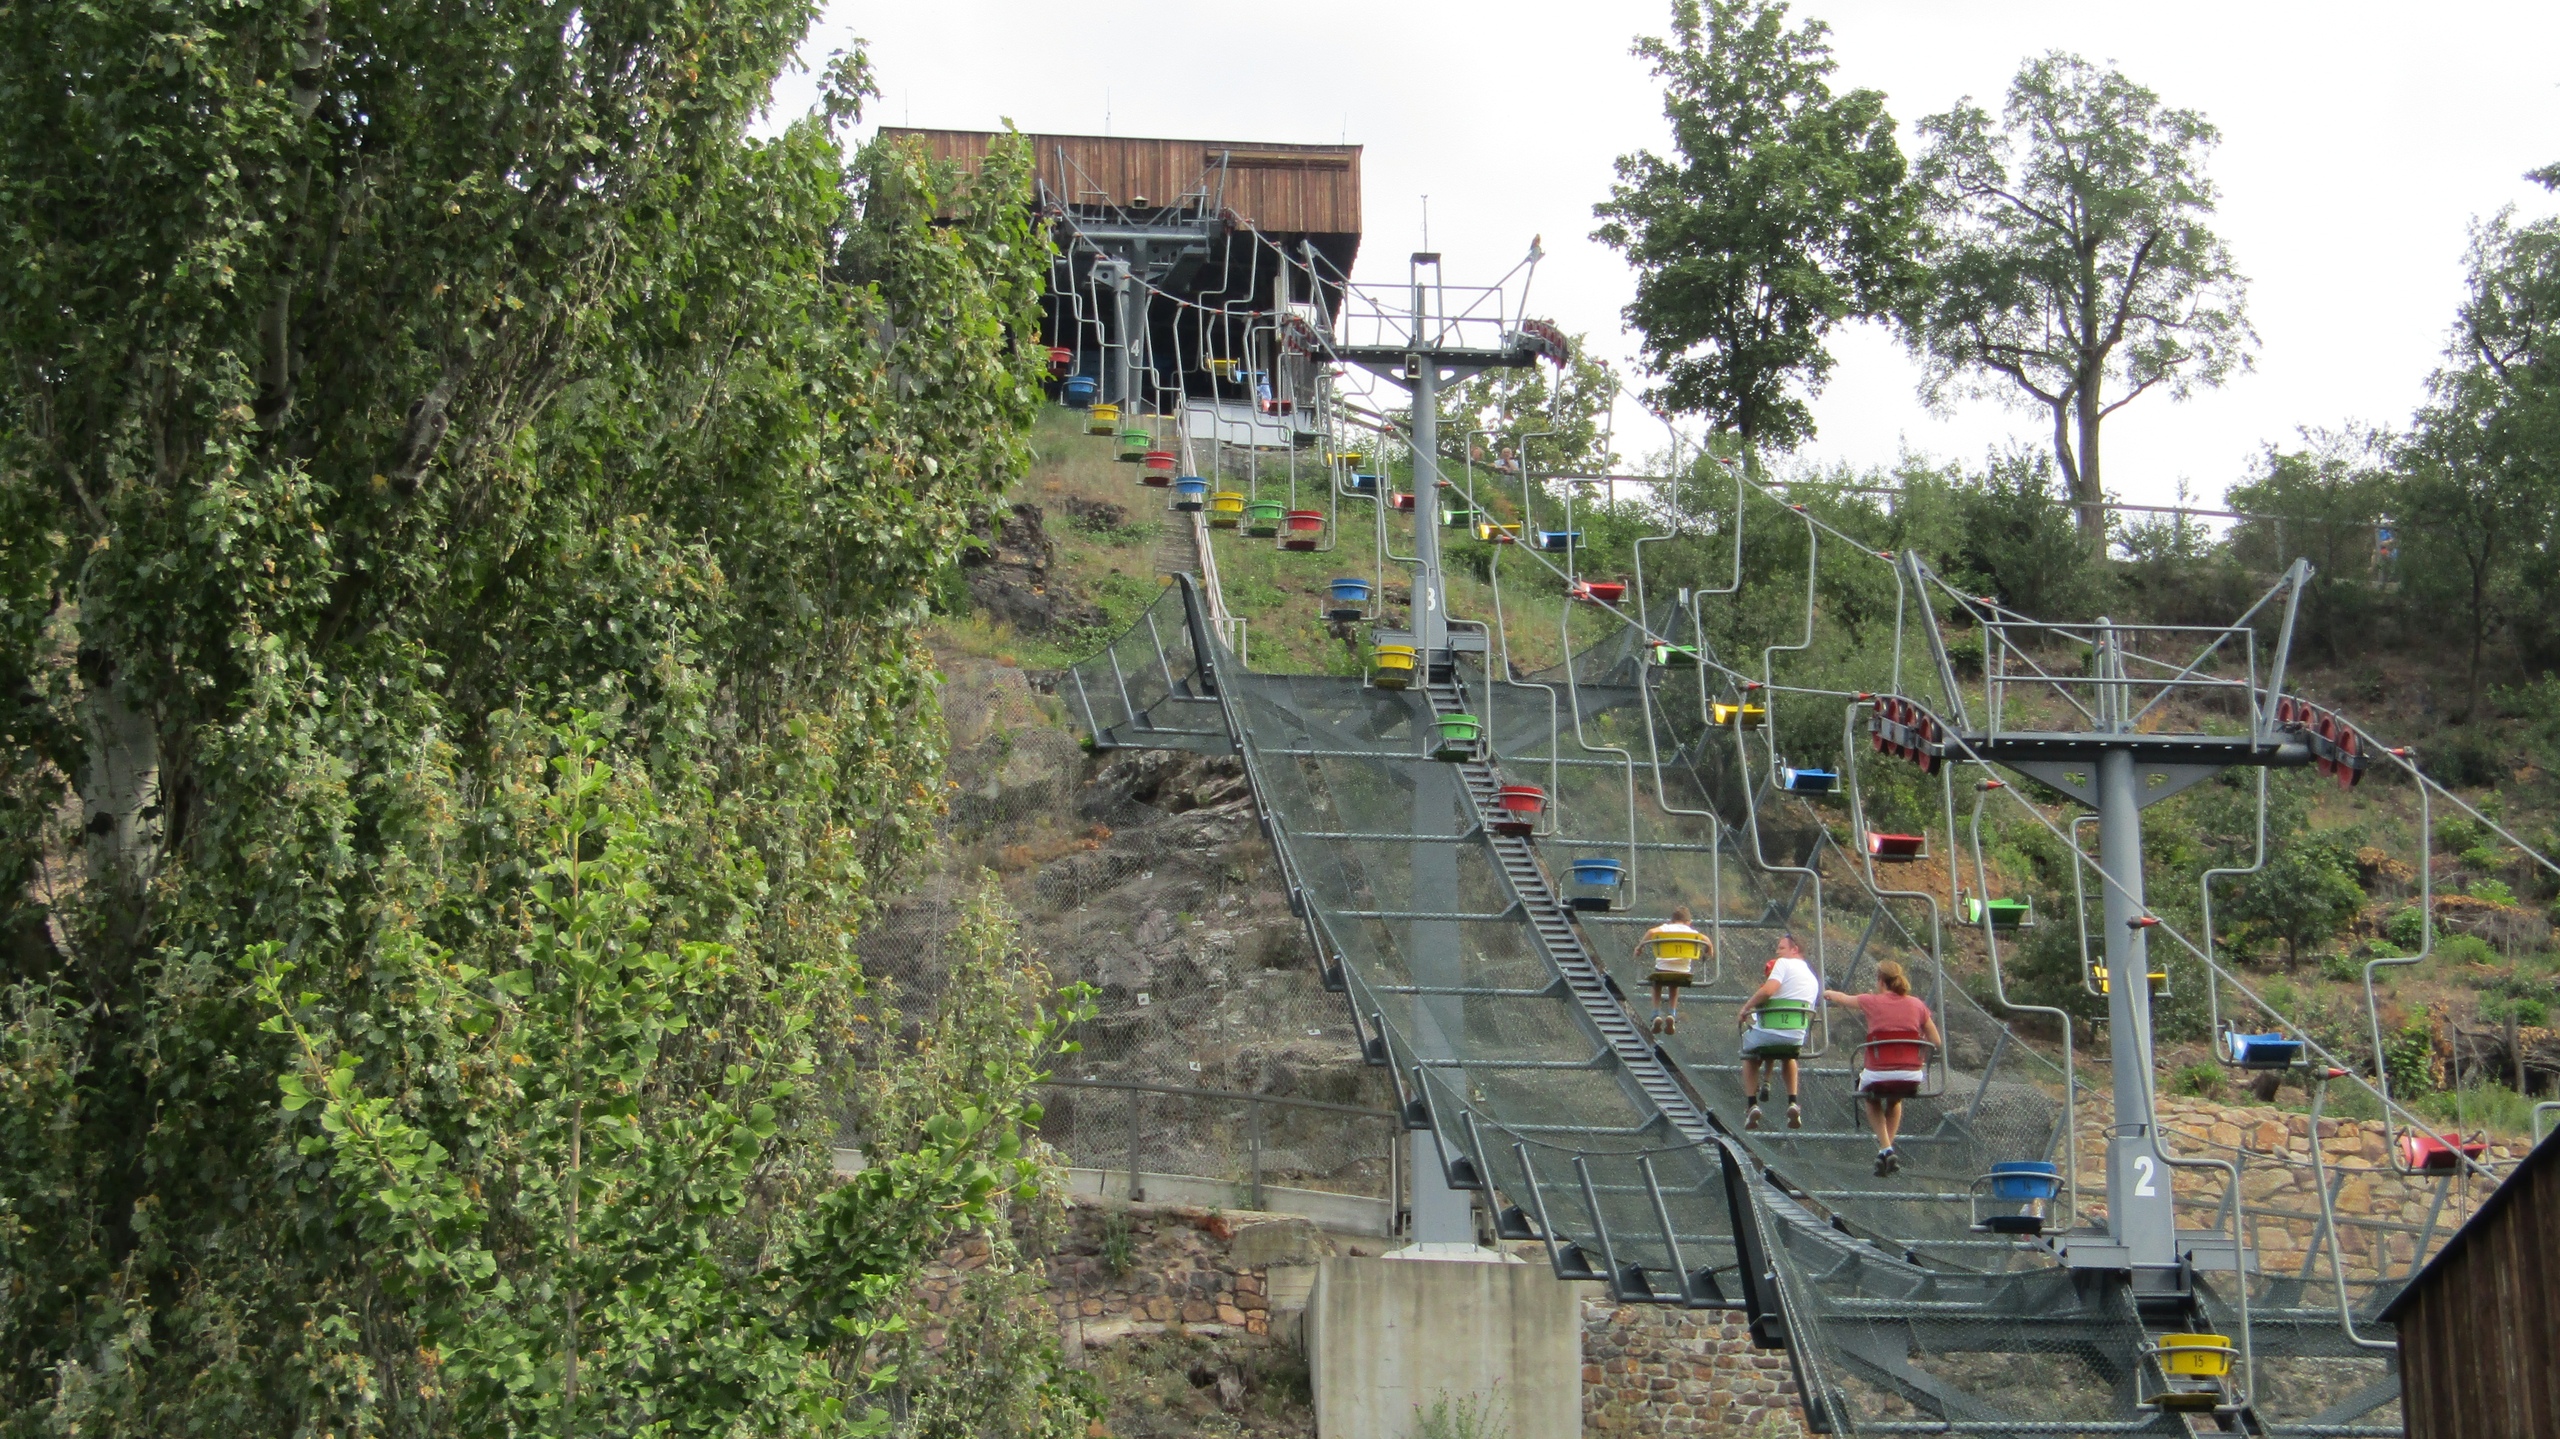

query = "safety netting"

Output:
[[1064, 579, 2405, 1435]]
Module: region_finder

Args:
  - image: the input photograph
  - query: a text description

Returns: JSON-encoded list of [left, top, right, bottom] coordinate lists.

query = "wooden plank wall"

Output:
[[2396, 1139, 2558, 1438], [878, 128, 1361, 237]]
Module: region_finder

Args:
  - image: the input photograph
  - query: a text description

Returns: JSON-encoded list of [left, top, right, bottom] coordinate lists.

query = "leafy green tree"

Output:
[[2222, 838, 2366, 968], [2397, 176, 2560, 706], [2224, 428, 2398, 659], [1594, 0, 1915, 450], [0, 4, 1067, 1433], [1444, 334, 1621, 480], [1903, 54, 2254, 543], [1945, 448, 2104, 619]]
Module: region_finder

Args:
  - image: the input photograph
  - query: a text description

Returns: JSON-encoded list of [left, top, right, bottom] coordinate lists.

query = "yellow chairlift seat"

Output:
[[1474, 520, 1521, 544], [2142, 1335, 2234, 1413], [1087, 402, 1119, 436], [1369, 644, 1418, 690], [1207, 491, 1246, 528], [2093, 965, 2168, 996], [1710, 702, 1767, 728]]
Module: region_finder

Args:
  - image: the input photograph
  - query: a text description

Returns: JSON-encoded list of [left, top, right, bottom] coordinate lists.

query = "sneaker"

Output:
[[1884, 1149, 1902, 1175], [1786, 1103, 1803, 1129], [1874, 1150, 1893, 1177], [1664, 1016, 1677, 1035], [1745, 1104, 1764, 1130]]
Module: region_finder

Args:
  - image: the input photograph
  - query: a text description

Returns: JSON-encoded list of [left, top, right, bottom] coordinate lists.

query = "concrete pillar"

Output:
[[1308, 1256, 1582, 1438]]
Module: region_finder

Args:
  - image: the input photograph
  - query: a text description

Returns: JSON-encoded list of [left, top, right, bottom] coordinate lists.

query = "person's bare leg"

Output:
[[1881, 1098, 1903, 1151], [1782, 1058, 1802, 1127]]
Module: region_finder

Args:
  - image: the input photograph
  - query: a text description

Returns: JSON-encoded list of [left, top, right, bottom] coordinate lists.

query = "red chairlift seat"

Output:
[[2401, 1132, 2487, 1173], [1390, 492, 1415, 512], [1047, 346, 1074, 374], [1278, 510, 1326, 551], [1491, 784, 1545, 836], [1569, 580, 1628, 605], [1866, 833, 1926, 862]]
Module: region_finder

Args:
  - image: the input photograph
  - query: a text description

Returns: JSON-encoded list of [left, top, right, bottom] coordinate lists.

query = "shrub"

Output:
[[2437, 933, 2499, 966], [2470, 877, 2520, 907], [2434, 815, 2488, 856], [2386, 906, 2428, 949], [2171, 1062, 2227, 1100]]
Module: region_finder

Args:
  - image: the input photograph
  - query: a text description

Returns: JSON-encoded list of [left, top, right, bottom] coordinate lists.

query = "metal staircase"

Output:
[[1421, 673, 1713, 1145]]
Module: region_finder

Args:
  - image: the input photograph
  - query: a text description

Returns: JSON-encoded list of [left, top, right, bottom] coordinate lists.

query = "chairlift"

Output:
[[1708, 700, 1763, 726], [1866, 833, 1927, 863], [1347, 473, 1381, 496], [1565, 856, 1625, 912], [1745, 997, 1816, 1058], [1568, 579, 1627, 605], [1491, 784, 1545, 837], [1636, 925, 1708, 982], [1243, 499, 1284, 538], [1172, 477, 1208, 510], [1208, 491, 1246, 529], [1969, 1161, 2062, 1236], [1778, 764, 1837, 795], [1475, 520, 1521, 545], [2140, 1335, 2237, 1414], [1442, 506, 1480, 530], [2400, 1131, 2488, 1174], [1369, 643, 1417, 691], [1062, 374, 1098, 408], [1390, 491, 1415, 512], [1644, 643, 1701, 671], [2092, 965, 2167, 996], [1332, 448, 1366, 468], [1278, 510, 1326, 552], [1117, 428, 1151, 463], [2217, 1029, 2304, 1072], [1047, 346, 1075, 376], [1208, 357, 1242, 380], [1853, 1035, 1944, 1099], [1431, 713, 1484, 763], [1143, 448, 1177, 474], [1535, 529, 1581, 553], [1324, 577, 1372, 622], [1087, 402, 1119, 437], [1962, 895, 2035, 931]]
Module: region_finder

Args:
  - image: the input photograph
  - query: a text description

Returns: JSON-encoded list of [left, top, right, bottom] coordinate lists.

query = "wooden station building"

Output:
[[2380, 1124, 2559, 1437], [878, 129, 1363, 415]]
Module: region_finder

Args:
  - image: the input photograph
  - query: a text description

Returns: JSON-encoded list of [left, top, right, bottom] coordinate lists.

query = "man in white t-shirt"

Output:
[[1735, 934, 1821, 1130]]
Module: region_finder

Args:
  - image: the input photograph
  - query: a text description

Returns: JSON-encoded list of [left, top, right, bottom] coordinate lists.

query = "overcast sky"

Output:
[[778, 2, 2560, 506]]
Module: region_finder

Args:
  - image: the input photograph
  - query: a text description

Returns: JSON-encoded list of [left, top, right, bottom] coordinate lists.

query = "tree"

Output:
[[1903, 54, 2254, 543], [1594, 0, 1915, 451], [2223, 837, 2366, 968], [0, 3, 1068, 1432], [2400, 179, 2560, 700], [1443, 333, 1621, 478], [2223, 428, 2398, 659]]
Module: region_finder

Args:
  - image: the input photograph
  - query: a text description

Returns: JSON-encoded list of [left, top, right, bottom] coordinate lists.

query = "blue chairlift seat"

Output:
[[1779, 764, 1838, 794], [1062, 375, 1098, 408], [1324, 576, 1372, 622], [1348, 473, 1381, 495], [1976, 1160, 2061, 1236], [1566, 856, 1625, 912], [1172, 476, 1209, 512], [2222, 1030, 2303, 1072], [1536, 529, 1581, 552]]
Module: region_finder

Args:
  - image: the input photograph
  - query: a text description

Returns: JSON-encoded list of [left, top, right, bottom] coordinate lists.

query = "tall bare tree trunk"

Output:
[[2075, 378, 2106, 547]]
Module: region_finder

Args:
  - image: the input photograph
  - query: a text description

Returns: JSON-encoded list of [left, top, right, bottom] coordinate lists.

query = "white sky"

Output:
[[778, 2, 2560, 506]]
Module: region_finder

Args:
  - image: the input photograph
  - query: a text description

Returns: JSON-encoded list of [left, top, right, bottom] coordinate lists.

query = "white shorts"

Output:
[[1740, 1028, 1804, 1057], [1859, 1068, 1926, 1090]]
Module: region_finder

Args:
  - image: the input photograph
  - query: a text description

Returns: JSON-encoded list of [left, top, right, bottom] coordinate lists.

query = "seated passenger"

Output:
[[1636, 907, 1711, 1036], [1823, 960, 1941, 1176], [1735, 933, 1820, 1130]]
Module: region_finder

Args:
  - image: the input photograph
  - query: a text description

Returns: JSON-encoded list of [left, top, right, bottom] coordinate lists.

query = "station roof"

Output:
[[878, 129, 1363, 240]]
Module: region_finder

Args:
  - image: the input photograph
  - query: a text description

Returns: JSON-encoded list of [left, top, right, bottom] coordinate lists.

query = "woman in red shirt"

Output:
[[1823, 960, 1940, 1176]]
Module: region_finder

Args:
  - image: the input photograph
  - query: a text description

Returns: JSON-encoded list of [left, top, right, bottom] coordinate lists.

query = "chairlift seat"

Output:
[[1709, 700, 1764, 725], [1209, 357, 1242, 379], [2401, 1132, 2488, 1173], [1208, 491, 1246, 528], [1172, 477, 1208, 510], [1867, 833, 1926, 862], [1536, 529, 1581, 552], [1648, 644, 1704, 670], [1144, 449, 1177, 471], [1369, 644, 1418, 691], [1243, 499, 1285, 537], [2092, 965, 2165, 995], [1779, 765, 1838, 794], [2143, 1335, 2236, 1413], [1118, 429, 1152, 461], [1087, 402, 1120, 435], [1333, 449, 1365, 467], [1390, 491, 1415, 512], [1325, 577, 1373, 622], [1963, 896, 2034, 931], [1987, 1161, 2061, 1202], [1981, 1213, 2047, 1235], [1443, 506, 1479, 529], [1431, 713, 1483, 761], [1475, 521, 1521, 545], [1569, 580, 1628, 605], [1568, 857, 1626, 888], [2223, 1030, 2302, 1071], [1491, 784, 1545, 836], [1348, 473, 1380, 495], [1638, 928, 1707, 983], [1062, 375, 1098, 407], [1048, 346, 1075, 375], [1279, 510, 1326, 551], [1743, 998, 1814, 1057]]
